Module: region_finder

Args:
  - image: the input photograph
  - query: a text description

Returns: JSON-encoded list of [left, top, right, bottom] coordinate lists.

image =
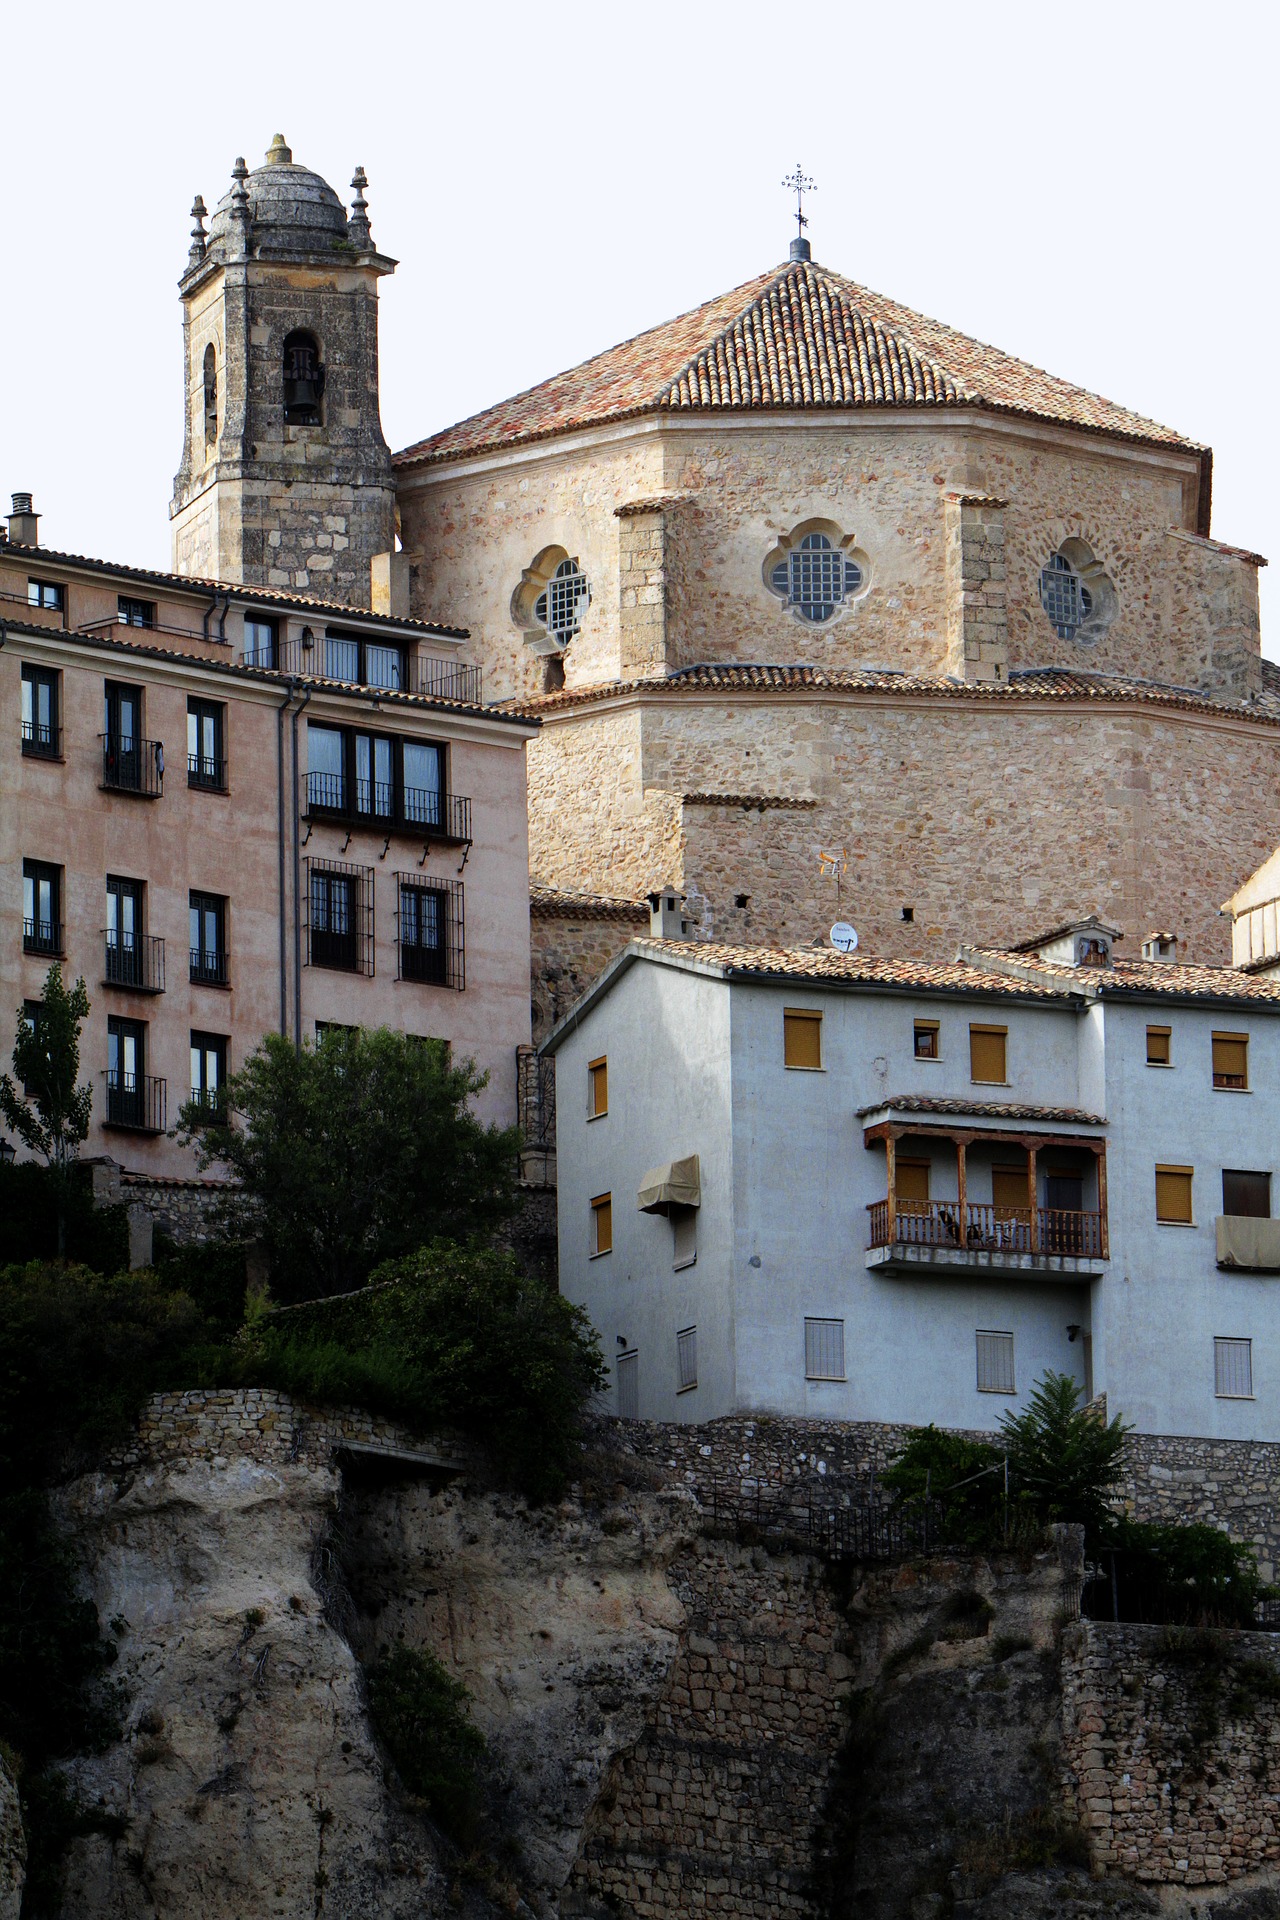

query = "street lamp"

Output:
[[0, 1140, 15, 1166]]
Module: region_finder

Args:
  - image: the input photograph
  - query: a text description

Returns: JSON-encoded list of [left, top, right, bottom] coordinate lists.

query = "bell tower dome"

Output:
[[170, 136, 397, 608]]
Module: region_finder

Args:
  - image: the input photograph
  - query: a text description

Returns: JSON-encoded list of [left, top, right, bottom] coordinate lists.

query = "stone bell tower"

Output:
[[170, 135, 397, 608]]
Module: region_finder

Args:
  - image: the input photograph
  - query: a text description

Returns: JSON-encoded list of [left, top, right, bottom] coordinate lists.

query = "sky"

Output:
[[3, 0, 1277, 647]]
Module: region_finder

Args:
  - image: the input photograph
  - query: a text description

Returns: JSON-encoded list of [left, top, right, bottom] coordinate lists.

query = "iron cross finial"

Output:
[[782, 164, 816, 237]]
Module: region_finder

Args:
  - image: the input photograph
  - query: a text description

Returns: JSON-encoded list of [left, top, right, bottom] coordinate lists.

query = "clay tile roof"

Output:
[[529, 883, 648, 922], [856, 1095, 1105, 1126], [628, 937, 1071, 1000], [516, 661, 1280, 728], [396, 258, 1200, 468], [969, 946, 1280, 1006]]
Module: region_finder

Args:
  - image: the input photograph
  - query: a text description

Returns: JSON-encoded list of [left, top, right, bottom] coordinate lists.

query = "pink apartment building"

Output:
[[0, 500, 537, 1177]]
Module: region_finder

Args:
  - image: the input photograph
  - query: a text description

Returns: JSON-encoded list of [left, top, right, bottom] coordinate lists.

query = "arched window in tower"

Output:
[[534, 559, 591, 650], [202, 344, 218, 453], [283, 330, 325, 426], [764, 523, 870, 625]]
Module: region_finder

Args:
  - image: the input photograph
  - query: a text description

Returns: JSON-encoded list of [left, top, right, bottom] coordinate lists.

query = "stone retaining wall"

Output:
[[616, 1415, 1280, 1580], [1062, 1620, 1280, 1884], [109, 1388, 455, 1474], [118, 1173, 234, 1246]]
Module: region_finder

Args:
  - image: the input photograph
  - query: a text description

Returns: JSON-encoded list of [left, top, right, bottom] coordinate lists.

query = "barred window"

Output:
[[1039, 552, 1092, 641], [534, 559, 590, 648], [1214, 1337, 1253, 1399], [676, 1326, 698, 1393], [976, 1329, 1015, 1394], [771, 531, 863, 623], [306, 858, 373, 975], [395, 874, 464, 989], [804, 1317, 845, 1381]]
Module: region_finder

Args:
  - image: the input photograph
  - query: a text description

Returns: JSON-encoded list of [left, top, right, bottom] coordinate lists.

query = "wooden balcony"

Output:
[[867, 1199, 1106, 1280]]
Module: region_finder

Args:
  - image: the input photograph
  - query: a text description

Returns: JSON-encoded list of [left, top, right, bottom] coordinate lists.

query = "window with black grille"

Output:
[[306, 859, 373, 975], [395, 874, 464, 989]]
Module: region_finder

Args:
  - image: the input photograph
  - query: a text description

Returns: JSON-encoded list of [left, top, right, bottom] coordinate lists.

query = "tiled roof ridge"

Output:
[[0, 539, 467, 637], [856, 1094, 1106, 1125], [965, 943, 1280, 1004], [529, 883, 648, 921], [519, 661, 1280, 728], [626, 936, 1070, 999], [395, 254, 1200, 468]]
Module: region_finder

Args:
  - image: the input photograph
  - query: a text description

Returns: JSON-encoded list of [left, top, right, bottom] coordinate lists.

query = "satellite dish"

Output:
[[830, 921, 859, 953]]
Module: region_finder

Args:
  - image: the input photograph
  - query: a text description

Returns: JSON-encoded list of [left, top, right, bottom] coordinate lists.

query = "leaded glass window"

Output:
[[1039, 551, 1094, 642], [534, 559, 590, 648], [770, 532, 863, 623]]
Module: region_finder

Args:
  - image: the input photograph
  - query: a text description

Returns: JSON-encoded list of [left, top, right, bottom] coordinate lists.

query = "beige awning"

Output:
[[637, 1154, 701, 1214], [1216, 1215, 1280, 1271]]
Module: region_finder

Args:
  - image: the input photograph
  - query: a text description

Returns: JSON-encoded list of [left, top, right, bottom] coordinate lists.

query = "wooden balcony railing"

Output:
[[867, 1198, 1105, 1260]]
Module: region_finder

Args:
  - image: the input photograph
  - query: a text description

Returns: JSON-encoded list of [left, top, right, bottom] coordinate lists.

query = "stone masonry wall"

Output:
[[118, 1174, 233, 1246], [530, 687, 1280, 966], [564, 1539, 851, 1918], [529, 893, 649, 1046], [1062, 1620, 1280, 1884], [108, 1388, 455, 1474]]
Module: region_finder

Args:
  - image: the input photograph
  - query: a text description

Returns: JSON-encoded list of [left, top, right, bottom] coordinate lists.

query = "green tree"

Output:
[[999, 1370, 1130, 1538], [179, 1028, 520, 1301], [0, 967, 94, 1255]]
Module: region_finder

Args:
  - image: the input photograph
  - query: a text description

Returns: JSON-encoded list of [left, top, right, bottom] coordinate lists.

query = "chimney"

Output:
[[648, 886, 692, 941], [8, 494, 39, 546], [1142, 932, 1179, 964]]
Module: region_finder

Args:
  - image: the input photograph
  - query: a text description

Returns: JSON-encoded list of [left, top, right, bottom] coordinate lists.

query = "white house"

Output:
[[544, 913, 1280, 1440]]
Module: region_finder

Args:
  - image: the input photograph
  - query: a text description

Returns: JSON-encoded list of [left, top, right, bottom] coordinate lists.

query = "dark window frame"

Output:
[[21, 663, 61, 758], [395, 873, 465, 990], [1223, 1169, 1272, 1219], [117, 596, 155, 629], [104, 1015, 165, 1133], [189, 1029, 228, 1122], [22, 858, 62, 956], [306, 858, 374, 976], [305, 722, 467, 842], [243, 614, 278, 669], [105, 874, 164, 992], [320, 629, 407, 692], [187, 697, 227, 791], [190, 890, 229, 987], [26, 579, 65, 613]]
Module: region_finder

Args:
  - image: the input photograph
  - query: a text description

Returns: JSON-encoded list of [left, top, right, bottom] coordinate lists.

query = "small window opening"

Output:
[[914, 1021, 940, 1060], [1215, 1336, 1253, 1400], [784, 1008, 823, 1070], [590, 1192, 613, 1257], [1155, 1165, 1194, 1225], [1223, 1170, 1271, 1219], [202, 343, 218, 451], [1212, 1032, 1248, 1091], [1039, 551, 1093, 641], [901, 906, 914, 922], [1146, 1025, 1171, 1067], [969, 1024, 1007, 1084], [283, 329, 324, 426], [542, 655, 566, 694], [534, 558, 590, 649], [770, 532, 863, 623], [735, 894, 751, 910], [676, 1326, 698, 1392], [588, 1056, 608, 1119]]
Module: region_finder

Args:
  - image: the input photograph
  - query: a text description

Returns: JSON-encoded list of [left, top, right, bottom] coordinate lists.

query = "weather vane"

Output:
[[782, 164, 816, 240]]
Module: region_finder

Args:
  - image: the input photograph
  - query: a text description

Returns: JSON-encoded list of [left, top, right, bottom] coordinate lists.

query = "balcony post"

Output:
[[1096, 1143, 1109, 1258], [885, 1130, 897, 1245], [1028, 1145, 1039, 1253], [956, 1137, 967, 1240]]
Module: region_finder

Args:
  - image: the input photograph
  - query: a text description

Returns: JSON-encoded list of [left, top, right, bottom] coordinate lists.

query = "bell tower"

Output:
[[170, 136, 397, 609]]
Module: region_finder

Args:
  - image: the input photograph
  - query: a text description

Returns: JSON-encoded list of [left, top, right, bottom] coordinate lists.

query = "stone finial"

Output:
[[228, 157, 251, 259], [348, 166, 372, 248], [188, 194, 208, 267], [266, 133, 293, 165]]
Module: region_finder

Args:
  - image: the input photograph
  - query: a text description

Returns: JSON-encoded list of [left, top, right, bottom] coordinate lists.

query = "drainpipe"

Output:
[[291, 685, 313, 1049], [202, 592, 218, 643], [276, 681, 298, 1035], [216, 591, 232, 645]]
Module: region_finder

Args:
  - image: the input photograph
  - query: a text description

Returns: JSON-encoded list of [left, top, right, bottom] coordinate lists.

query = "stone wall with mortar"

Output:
[[529, 686, 1280, 964], [564, 1539, 851, 1918], [108, 1387, 455, 1475], [1062, 1620, 1280, 1885], [529, 891, 649, 1045], [119, 1174, 234, 1246]]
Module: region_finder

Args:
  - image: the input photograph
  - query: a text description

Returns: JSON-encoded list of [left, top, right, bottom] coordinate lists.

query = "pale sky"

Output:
[[4, 0, 1277, 650]]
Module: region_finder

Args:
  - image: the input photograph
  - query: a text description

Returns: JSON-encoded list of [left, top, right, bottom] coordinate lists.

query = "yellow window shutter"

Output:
[[1155, 1167, 1193, 1224], [589, 1056, 608, 1117], [784, 1010, 822, 1070], [1212, 1033, 1248, 1088], [969, 1026, 1007, 1084], [991, 1166, 1030, 1216], [895, 1159, 930, 1204]]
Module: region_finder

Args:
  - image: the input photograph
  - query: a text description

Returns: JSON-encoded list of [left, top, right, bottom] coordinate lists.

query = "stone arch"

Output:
[[282, 328, 324, 426], [202, 342, 218, 455]]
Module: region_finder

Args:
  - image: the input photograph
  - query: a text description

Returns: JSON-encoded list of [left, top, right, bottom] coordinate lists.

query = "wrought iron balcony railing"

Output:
[[21, 720, 62, 759], [102, 1071, 167, 1134], [103, 932, 166, 994], [100, 735, 164, 797], [190, 945, 229, 987], [22, 917, 63, 957]]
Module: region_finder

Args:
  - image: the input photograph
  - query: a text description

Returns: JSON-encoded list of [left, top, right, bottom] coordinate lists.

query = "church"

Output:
[[169, 137, 1277, 1026]]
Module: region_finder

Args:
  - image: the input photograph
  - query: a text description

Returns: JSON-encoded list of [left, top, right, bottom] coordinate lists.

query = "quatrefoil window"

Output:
[[765, 524, 869, 625]]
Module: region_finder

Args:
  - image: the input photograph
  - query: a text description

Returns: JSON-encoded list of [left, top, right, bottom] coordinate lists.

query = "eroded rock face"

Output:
[[53, 1457, 443, 1920], [337, 1469, 697, 1901], [0, 1759, 24, 1920]]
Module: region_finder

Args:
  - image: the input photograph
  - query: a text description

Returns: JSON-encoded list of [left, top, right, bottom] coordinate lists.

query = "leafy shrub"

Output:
[[366, 1643, 485, 1846], [880, 1425, 1005, 1546], [998, 1371, 1130, 1537], [243, 1241, 605, 1498], [1098, 1519, 1260, 1628], [151, 1233, 248, 1336]]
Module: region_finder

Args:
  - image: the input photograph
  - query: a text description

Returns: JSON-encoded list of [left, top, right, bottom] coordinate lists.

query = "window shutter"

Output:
[[969, 1026, 1007, 1083], [673, 1206, 697, 1270], [616, 1351, 639, 1419], [676, 1326, 698, 1392], [976, 1330, 1015, 1393], [589, 1056, 608, 1118], [591, 1193, 613, 1255], [804, 1317, 845, 1381], [1155, 1167, 1194, 1224], [784, 1010, 822, 1070], [1212, 1033, 1248, 1089], [1222, 1170, 1271, 1219], [1214, 1337, 1253, 1399], [895, 1159, 931, 1205], [1146, 1026, 1171, 1066]]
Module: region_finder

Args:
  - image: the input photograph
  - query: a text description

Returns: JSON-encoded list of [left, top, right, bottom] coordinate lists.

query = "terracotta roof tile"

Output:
[[518, 662, 1280, 727], [967, 946, 1280, 1006], [397, 259, 1199, 468], [857, 1095, 1105, 1125], [530, 884, 648, 922], [627, 937, 1070, 1000]]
